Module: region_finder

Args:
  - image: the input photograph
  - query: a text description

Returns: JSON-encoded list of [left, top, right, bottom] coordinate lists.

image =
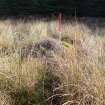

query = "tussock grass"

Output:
[[0, 92, 13, 105], [0, 18, 105, 105]]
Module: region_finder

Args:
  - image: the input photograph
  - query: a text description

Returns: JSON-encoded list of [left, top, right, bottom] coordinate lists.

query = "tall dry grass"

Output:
[[0, 18, 105, 105]]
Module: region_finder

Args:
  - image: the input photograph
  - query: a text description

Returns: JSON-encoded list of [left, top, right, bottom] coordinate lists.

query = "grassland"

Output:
[[0, 18, 105, 105]]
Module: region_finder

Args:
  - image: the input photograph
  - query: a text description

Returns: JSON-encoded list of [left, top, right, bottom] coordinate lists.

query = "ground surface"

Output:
[[0, 18, 105, 105]]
